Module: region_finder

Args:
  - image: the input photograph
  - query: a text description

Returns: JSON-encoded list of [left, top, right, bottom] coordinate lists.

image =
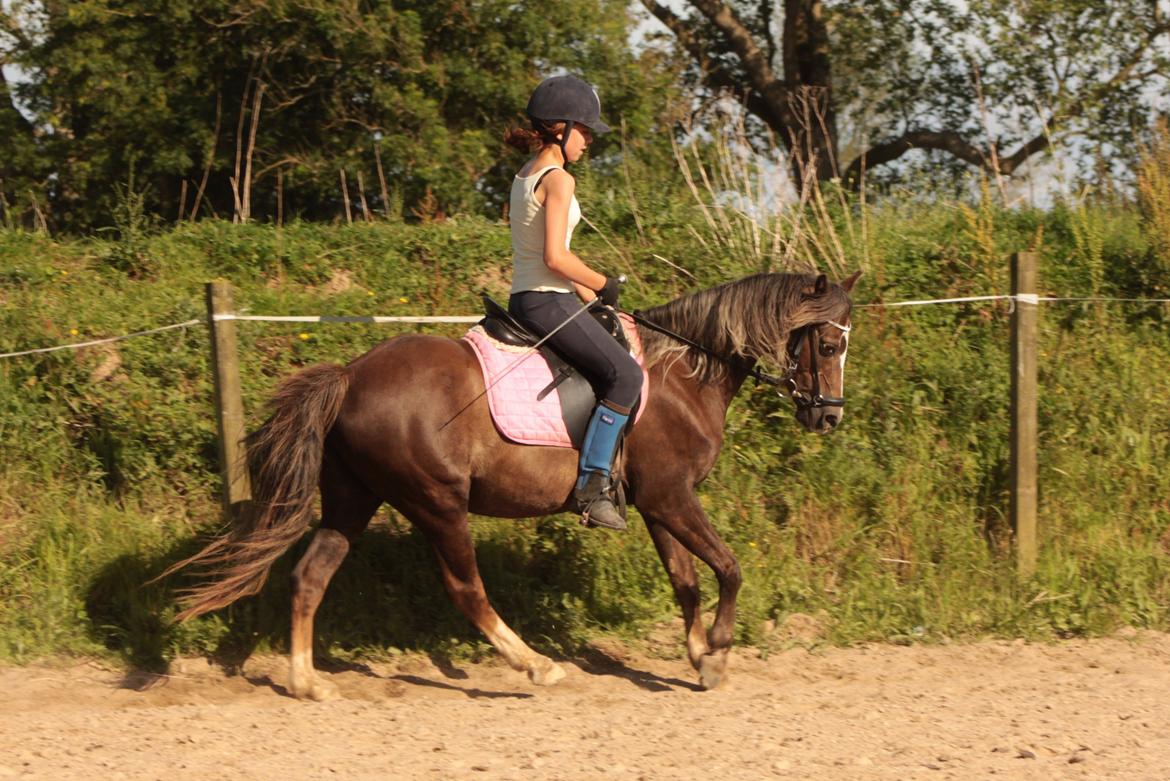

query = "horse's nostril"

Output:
[[824, 414, 839, 429]]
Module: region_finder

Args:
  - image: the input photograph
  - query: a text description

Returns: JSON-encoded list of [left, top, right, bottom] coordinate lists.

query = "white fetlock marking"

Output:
[[686, 621, 709, 666], [290, 646, 326, 698], [485, 616, 543, 674]]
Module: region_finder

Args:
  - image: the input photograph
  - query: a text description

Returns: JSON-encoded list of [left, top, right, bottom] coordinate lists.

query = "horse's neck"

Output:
[[657, 357, 752, 422]]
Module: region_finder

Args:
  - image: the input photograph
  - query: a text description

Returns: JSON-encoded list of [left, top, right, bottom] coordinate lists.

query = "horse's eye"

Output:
[[820, 344, 836, 357]]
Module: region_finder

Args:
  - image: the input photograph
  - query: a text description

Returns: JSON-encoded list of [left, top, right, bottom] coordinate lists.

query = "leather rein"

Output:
[[621, 309, 851, 410]]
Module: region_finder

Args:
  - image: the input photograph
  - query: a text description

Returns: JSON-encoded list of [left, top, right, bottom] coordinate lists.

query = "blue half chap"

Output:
[[576, 404, 631, 489]]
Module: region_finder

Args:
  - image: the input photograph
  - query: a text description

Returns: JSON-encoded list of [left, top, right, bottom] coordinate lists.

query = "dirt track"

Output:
[[2, 631, 1168, 780]]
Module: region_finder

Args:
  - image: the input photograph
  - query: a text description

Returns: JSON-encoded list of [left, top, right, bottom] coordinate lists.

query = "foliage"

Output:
[[0, 172, 1168, 667], [1137, 119, 1170, 290], [639, 0, 1170, 186], [0, 0, 681, 230]]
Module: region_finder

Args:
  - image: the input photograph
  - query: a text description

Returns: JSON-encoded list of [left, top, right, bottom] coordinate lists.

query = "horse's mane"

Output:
[[638, 273, 852, 384]]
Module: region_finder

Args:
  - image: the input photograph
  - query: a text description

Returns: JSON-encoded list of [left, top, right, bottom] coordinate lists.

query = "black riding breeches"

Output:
[[508, 291, 642, 411]]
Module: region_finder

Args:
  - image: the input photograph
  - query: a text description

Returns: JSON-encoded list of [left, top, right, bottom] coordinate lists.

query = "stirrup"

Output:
[[575, 472, 627, 531]]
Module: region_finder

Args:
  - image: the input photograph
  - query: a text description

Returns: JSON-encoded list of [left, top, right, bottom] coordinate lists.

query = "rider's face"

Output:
[[559, 125, 592, 162]]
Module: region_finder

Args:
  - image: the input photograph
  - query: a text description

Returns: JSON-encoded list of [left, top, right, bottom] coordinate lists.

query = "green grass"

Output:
[[0, 195, 1167, 669]]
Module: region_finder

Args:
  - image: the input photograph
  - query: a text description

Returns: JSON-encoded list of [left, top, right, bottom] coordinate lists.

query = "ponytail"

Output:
[[503, 119, 566, 152]]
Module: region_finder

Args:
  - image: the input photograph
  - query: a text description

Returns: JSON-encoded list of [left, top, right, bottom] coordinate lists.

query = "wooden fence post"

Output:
[[1010, 252, 1039, 578], [206, 280, 253, 516]]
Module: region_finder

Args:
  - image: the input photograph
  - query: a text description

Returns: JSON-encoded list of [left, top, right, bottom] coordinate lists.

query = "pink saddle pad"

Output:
[[462, 313, 648, 448]]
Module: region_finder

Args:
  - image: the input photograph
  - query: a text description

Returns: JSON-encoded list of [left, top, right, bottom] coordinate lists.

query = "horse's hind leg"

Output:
[[411, 504, 565, 686], [288, 455, 380, 701], [644, 519, 710, 671]]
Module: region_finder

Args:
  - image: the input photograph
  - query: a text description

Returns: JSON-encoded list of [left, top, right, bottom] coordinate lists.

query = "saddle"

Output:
[[467, 296, 643, 450]]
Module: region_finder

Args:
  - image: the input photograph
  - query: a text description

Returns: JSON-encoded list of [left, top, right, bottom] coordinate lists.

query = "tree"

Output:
[[0, 0, 678, 230], [638, 0, 1170, 188]]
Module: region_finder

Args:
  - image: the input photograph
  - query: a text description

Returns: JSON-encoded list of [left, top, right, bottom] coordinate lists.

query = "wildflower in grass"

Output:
[[69, 328, 79, 336], [298, 332, 311, 341], [399, 296, 409, 304]]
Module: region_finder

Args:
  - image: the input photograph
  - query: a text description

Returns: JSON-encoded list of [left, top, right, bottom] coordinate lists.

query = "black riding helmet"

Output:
[[526, 75, 610, 165]]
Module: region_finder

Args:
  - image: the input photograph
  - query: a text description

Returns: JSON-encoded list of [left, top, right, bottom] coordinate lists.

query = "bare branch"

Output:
[[844, 130, 1050, 184], [640, 0, 786, 129], [688, 0, 781, 94]]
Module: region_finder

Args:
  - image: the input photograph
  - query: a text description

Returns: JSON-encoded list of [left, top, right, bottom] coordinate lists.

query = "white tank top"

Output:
[[510, 165, 580, 294]]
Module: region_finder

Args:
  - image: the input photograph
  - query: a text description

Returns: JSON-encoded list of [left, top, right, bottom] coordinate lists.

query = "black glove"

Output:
[[596, 276, 621, 308]]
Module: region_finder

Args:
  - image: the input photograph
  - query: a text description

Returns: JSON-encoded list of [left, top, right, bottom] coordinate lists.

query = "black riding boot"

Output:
[[575, 471, 626, 531]]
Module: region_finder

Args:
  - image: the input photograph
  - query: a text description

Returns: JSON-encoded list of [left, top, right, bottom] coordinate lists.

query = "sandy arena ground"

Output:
[[1, 630, 1168, 780]]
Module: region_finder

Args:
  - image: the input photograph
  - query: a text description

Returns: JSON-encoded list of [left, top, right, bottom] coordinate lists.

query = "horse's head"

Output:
[[785, 271, 859, 433]]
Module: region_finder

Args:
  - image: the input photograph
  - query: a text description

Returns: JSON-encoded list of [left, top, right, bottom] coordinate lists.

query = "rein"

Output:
[[622, 309, 787, 387], [622, 308, 851, 409]]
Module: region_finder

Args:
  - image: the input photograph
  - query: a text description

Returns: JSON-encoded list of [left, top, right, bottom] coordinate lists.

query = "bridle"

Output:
[[784, 319, 852, 411], [622, 309, 851, 409]]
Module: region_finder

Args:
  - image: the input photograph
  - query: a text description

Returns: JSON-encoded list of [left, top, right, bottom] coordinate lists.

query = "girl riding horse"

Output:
[[503, 75, 640, 531]]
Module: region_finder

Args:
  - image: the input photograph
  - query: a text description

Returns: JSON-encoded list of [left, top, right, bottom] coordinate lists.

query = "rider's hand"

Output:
[[596, 276, 621, 308]]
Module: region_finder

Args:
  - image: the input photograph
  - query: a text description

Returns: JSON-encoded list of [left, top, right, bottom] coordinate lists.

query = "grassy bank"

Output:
[[1, 191, 1168, 668]]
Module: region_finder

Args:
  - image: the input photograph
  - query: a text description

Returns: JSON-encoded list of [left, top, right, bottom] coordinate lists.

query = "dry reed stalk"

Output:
[[672, 134, 721, 237], [673, 103, 854, 278], [619, 118, 646, 242], [1138, 119, 1170, 270], [578, 214, 635, 276], [339, 169, 352, 224], [971, 59, 1008, 203], [650, 253, 697, 280], [27, 189, 48, 233]]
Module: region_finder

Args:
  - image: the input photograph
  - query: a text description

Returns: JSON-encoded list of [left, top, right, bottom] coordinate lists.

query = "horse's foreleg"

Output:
[[416, 510, 565, 686], [645, 520, 709, 670], [643, 495, 741, 690]]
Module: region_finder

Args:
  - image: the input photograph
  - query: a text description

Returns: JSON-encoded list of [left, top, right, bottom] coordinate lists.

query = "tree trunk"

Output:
[[642, 0, 840, 185], [780, 0, 838, 183]]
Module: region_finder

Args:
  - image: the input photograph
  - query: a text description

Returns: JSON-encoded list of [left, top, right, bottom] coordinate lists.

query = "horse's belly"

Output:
[[467, 442, 579, 519]]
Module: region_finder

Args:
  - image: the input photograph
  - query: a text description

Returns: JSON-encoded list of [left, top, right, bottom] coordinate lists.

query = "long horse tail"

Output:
[[163, 363, 350, 622]]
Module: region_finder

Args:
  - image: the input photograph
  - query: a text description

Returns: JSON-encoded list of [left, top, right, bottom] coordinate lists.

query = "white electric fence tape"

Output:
[[4, 294, 1170, 360]]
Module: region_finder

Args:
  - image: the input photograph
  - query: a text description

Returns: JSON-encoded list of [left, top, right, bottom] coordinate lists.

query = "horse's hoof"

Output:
[[528, 658, 566, 686], [291, 676, 340, 702], [698, 651, 729, 690]]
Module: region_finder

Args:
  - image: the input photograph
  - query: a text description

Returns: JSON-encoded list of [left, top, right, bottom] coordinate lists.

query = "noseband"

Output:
[[784, 320, 851, 411]]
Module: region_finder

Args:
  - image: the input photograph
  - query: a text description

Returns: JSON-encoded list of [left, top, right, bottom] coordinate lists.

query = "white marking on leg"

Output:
[[483, 616, 565, 685], [686, 619, 710, 668]]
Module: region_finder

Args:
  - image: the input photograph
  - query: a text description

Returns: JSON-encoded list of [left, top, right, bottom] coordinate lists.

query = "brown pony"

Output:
[[166, 271, 858, 699]]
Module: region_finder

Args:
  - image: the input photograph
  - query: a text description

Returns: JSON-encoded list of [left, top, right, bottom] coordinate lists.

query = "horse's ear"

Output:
[[814, 274, 829, 296], [840, 270, 862, 292]]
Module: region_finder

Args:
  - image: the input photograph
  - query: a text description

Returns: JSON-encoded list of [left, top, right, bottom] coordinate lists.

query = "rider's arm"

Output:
[[540, 170, 607, 294]]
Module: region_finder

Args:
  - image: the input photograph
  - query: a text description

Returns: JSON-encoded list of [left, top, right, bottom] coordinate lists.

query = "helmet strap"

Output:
[[559, 120, 575, 167]]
